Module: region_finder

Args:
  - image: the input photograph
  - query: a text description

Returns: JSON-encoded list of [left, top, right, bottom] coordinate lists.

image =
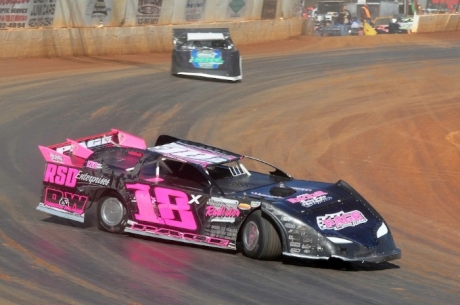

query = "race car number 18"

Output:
[[126, 184, 197, 230]]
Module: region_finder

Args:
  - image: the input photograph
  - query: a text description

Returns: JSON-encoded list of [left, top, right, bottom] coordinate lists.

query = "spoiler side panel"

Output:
[[39, 129, 147, 167], [112, 129, 146, 149], [38, 145, 73, 166]]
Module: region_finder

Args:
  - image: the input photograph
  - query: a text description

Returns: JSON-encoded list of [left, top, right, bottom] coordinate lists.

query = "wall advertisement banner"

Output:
[[0, 0, 56, 29], [227, 0, 246, 19], [261, 0, 277, 19], [84, 0, 113, 27], [136, 0, 163, 26], [185, 0, 206, 22]]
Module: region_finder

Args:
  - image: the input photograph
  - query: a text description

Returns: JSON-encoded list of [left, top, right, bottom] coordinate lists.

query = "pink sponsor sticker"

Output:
[[316, 210, 368, 231]]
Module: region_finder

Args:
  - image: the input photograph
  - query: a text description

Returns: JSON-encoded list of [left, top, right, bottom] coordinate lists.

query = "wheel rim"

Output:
[[101, 198, 123, 226], [243, 220, 259, 251]]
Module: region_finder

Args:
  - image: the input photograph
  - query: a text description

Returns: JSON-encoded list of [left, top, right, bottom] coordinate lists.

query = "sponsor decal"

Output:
[[76, 172, 110, 186], [317, 210, 368, 231], [206, 206, 240, 223], [86, 161, 102, 169], [127, 221, 230, 247], [238, 203, 251, 210], [56, 135, 112, 154], [207, 224, 238, 240], [44, 164, 110, 187], [50, 153, 64, 164], [285, 223, 296, 229], [287, 190, 328, 204], [150, 142, 230, 165], [290, 242, 301, 247], [288, 235, 300, 241], [190, 50, 224, 69], [300, 195, 332, 208], [290, 248, 301, 253], [208, 197, 238, 207], [43, 164, 79, 187], [250, 201, 261, 208], [44, 188, 88, 213], [206, 195, 240, 223]]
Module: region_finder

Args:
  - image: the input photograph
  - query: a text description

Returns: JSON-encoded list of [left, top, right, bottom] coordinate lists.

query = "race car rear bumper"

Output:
[[176, 71, 242, 81]]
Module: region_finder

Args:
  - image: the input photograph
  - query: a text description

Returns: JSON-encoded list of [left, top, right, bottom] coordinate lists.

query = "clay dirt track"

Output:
[[0, 32, 459, 304]]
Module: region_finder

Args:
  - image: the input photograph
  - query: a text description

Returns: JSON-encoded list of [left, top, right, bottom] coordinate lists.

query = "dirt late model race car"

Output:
[[37, 130, 401, 262], [171, 28, 242, 81]]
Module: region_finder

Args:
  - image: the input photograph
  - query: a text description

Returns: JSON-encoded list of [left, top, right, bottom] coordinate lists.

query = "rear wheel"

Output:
[[242, 210, 282, 260], [97, 196, 127, 233]]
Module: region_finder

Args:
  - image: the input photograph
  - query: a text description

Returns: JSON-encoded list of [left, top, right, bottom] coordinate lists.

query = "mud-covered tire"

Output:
[[241, 210, 282, 260], [97, 196, 127, 233]]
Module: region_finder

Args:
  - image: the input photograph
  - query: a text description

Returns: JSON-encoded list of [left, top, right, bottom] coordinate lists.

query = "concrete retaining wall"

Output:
[[0, 18, 303, 58], [0, 0, 301, 28], [412, 14, 460, 33]]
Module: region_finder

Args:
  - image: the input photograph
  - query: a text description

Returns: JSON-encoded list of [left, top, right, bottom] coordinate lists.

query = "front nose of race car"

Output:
[[263, 180, 401, 263], [314, 220, 402, 263], [278, 208, 401, 263]]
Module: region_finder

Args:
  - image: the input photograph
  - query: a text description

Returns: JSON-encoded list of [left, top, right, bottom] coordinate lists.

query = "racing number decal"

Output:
[[155, 187, 196, 230], [127, 184, 197, 230], [128, 184, 163, 223]]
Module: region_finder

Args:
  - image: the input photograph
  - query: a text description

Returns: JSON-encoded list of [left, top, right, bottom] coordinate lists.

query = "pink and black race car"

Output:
[[37, 129, 401, 262]]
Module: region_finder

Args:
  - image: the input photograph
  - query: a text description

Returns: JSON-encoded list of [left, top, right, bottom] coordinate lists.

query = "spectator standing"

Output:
[[417, 3, 423, 15], [337, 4, 352, 36], [361, 4, 372, 25]]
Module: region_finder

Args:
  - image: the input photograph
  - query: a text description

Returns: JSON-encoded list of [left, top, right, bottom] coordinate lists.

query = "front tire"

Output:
[[97, 196, 127, 233], [242, 210, 282, 260]]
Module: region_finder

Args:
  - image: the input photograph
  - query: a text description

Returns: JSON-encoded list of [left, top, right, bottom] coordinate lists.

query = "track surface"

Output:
[[1, 32, 459, 305]]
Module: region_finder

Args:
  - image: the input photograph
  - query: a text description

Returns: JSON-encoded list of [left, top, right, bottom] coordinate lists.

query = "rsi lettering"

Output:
[[44, 164, 110, 187]]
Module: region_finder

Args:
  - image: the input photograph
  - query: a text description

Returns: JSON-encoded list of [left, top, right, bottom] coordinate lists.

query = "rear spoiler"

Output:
[[38, 129, 146, 167], [173, 28, 230, 39]]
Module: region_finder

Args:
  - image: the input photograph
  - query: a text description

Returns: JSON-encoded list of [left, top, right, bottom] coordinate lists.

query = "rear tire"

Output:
[[97, 196, 127, 233], [242, 210, 282, 260]]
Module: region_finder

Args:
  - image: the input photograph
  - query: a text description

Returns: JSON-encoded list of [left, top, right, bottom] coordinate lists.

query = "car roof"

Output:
[[149, 136, 242, 167]]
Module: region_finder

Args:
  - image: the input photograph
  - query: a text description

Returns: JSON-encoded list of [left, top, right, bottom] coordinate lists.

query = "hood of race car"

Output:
[[246, 180, 389, 249]]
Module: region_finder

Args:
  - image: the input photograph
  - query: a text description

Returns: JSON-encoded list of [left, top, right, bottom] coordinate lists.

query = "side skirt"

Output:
[[36, 202, 85, 223], [124, 220, 235, 250]]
